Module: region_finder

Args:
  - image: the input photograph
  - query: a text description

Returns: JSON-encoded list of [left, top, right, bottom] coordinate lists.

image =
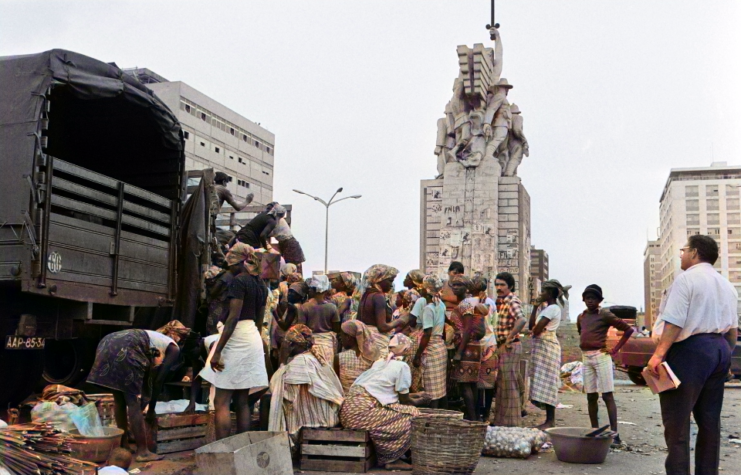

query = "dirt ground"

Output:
[[133, 380, 741, 475]]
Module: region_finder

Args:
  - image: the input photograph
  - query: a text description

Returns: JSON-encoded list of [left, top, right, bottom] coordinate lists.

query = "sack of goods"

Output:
[[482, 426, 550, 459]]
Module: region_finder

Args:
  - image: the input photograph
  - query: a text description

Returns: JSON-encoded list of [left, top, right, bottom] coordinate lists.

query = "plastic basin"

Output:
[[67, 427, 124, 463], [545, 427, 612, 464]]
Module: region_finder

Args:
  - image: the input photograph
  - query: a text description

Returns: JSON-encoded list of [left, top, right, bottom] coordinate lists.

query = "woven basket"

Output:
[[416, 408, 464, 420], [411, 418, 488, 475]]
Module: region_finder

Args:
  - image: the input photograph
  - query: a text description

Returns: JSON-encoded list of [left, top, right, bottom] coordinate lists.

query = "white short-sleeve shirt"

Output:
[[353, 359, 411, 405], [537, 304, 562, 332], [145, 330, 176, 355], [658, 262, 738, 342]]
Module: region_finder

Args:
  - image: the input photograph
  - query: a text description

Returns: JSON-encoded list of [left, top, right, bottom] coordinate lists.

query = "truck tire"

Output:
[[0, 347, 44, 409], [627, 368, 646, 386], [40, 339, 96, 389]]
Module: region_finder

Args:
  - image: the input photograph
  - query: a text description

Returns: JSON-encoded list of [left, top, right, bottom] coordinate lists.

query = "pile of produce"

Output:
[[0, 423, 96, 475], [482, 426, 550, 459]]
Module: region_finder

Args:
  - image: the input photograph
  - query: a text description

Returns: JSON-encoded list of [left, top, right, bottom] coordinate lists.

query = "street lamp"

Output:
[[292, 187, 362, 273]]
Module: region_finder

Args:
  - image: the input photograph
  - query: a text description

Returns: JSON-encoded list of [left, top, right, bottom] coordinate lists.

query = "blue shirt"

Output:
[[422, 300, 446, 337]]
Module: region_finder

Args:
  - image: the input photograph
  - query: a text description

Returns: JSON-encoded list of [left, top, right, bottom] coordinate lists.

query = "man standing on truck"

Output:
[[648, 235, 738, 475], [576, 284, 634, 446]]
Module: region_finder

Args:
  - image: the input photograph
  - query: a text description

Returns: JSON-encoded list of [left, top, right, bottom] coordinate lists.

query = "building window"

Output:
[[687, 228, 700, 236], [727, 184, 739, 196], [729, 227, 741, 236], [230, 128, 235, 136], [707, 214, 720, 225], [201, 112, 207, 121], [200, 141, 206, 147], [183, 131, 189, 139], [730, 214, 741, 224], [706, 199, 719, 211], [686, 200, 699, 212], [185, 104, 191, 113], [728, 198, 740, 210], [262, 171, 270, 176], [685, 186, 699, 197], [238, 157, 244, 164], [708, 228, 720, 235], [229, 155, 234, 160], [706, 185, 719, 197], [243, 134, 248, 142], [686, 214, 700, 226], [214, 147, 220, 153], [267, 147, 272, 154]]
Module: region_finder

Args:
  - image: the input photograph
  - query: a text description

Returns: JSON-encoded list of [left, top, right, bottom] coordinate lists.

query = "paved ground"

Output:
[[133, 380, 741, 475]]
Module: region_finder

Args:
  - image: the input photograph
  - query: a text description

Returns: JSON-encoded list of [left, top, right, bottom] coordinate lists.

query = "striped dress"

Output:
[[338, 350, 374, 393]]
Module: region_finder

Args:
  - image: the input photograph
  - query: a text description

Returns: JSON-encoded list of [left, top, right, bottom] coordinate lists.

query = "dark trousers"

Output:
[[659, 333, 731, 475]]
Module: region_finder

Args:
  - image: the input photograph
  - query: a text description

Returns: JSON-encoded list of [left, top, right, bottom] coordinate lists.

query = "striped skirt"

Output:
[[492, 341, 523, 427], [338, 350, 374, 394], [422, 337, 447, 400], [529, 331, 561, 407], [407, 329, 424, 392], [340, 386, 420, 464], [366, 325, 391, 360]]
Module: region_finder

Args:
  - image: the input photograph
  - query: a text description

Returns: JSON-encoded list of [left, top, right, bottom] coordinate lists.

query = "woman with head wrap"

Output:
[[271, 280, 308, 369], [269, 209, 306, 273], [410, 274, 448, 407], [268, 324, 344, 447], [199, 243, 269, 440], [335, 320, 383, 393], [340, 334, 430, 471], [330, 272, 360, 322], [528, 279, 571, 429], [357, 265, 405, 357], [87, 321, 188, 461], [233, 203, 282, 249], [449, 276, 490, 421], [299, 275, 341, 363]]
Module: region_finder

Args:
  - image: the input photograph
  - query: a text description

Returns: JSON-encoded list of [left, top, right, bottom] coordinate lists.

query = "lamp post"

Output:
[[292, 187, 362, 274]]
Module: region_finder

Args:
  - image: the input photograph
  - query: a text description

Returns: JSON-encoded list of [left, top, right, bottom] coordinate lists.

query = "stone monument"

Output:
[[420, 26, 532, 295]]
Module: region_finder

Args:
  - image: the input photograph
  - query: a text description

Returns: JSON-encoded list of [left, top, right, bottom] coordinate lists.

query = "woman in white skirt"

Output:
[[200, 243, 269, 440]]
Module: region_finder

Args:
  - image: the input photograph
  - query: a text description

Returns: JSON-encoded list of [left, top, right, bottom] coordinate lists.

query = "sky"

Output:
[[2, 0, 740, 317]]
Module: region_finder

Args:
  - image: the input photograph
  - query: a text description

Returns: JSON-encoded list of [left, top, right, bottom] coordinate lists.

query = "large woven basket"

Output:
[[411, 418, 488, 475], [416, 408, 464, 420]]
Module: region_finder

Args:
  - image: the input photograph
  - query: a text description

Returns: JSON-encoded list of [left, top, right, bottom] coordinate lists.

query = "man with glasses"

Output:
[[649, 235, 738, 475]]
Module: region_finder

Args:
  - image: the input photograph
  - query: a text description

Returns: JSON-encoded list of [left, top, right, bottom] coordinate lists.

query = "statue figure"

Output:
[[483, 78, 513, 169], [504, 103, 529, 176], [435, 28, 520, 177]]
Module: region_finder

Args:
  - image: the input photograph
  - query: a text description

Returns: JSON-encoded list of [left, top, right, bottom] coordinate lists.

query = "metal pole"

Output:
[[324, 204, 329, 274]]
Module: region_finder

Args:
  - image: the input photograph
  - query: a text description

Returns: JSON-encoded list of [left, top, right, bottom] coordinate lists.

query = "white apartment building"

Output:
[[656, 162, 741, 315], [643, 240, 661, 328], [123, 68, 275, 205]]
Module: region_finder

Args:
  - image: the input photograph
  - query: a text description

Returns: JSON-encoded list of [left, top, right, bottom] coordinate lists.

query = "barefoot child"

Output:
[[576, 284, 634, 445]]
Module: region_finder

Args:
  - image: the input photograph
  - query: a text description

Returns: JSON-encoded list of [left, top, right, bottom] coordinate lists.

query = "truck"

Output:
[[606, 306, 741, 385], [0, 49, 189, 409]]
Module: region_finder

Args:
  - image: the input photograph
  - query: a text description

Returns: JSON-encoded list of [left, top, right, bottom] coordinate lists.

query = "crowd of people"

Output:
[[85, 220, 738, 474]]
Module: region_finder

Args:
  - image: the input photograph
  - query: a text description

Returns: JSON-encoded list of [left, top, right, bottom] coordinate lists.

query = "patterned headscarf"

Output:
[[358, 264, 399, 295], [282, 263, 297, 277], [289, 281, 309, 299], [423, 274, 444, 304], [204, 265, 224, 280], [225, 242, 260, 276], [306, 274, 331, 293], [406, 269, 425, 289], [542, 279, 572, 306], [157, 320, 191, 339], [284, 324, 326, 364], [268, 204, 286, 216], [403, 289, 421, 306], [340, 272, 359, 291], [341, 320, 380, 362], [387, 333, 412, 360], [286, 272, 303, 284]]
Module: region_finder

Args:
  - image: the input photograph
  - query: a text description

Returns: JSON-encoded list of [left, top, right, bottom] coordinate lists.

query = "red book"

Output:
[[642, 362, 681, 394]]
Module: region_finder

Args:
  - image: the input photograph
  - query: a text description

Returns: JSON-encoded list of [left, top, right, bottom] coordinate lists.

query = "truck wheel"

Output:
[[627, 368, 646, 386], [0, 347, 44, 410], [41, 339, 96, 389]]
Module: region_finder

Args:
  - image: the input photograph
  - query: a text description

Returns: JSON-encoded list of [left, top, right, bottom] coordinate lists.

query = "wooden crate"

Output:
[[154, 412, 210, 454], [300, 428, 375, 473]]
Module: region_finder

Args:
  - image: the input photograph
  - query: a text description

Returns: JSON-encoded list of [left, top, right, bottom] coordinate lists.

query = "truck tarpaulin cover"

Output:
[[0, 49, 184, 224]]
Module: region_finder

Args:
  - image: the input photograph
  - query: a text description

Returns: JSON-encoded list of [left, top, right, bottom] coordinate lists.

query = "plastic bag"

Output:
[[70, 402, 104, 437], [482, 426, 549, 459], [154, 399, 207, 414], [31, 401, 78, 432]]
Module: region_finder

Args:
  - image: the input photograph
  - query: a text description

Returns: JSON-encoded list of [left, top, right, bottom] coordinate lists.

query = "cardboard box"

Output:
[[195, 431, 292, 475]]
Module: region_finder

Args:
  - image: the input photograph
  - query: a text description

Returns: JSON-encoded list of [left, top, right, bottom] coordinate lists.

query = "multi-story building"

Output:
[[530, 247, 549, 283], [123, 68, 275, 205], [643, 240, 661, 328], [656, 162, 741, 316]]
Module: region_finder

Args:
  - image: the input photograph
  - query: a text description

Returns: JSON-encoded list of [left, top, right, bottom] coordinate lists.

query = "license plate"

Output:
[[4, 335, 46, 350]]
